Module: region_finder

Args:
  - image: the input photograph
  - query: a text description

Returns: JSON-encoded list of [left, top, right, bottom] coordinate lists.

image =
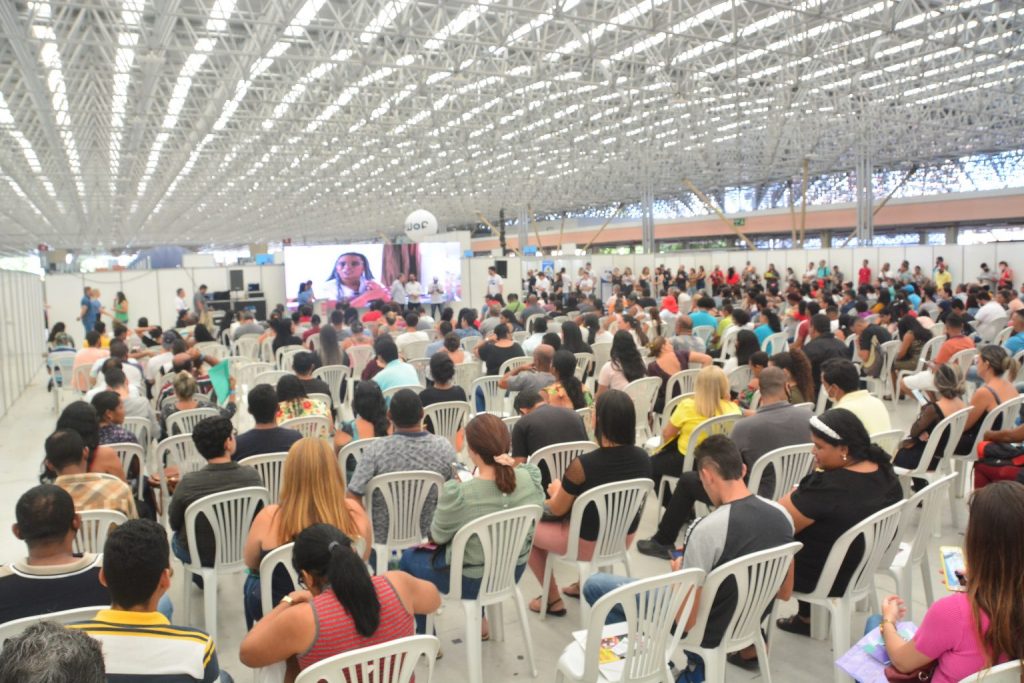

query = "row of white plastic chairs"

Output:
[[16, 467, 1007, 683]]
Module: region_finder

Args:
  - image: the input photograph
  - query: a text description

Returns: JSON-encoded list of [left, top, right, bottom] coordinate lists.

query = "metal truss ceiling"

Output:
[[0, 0, 1022, 251]]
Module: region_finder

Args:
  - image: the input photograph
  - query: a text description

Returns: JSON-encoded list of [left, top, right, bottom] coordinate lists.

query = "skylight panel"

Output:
[[424, 0, 496, 50], [361, 0, 412, 43]]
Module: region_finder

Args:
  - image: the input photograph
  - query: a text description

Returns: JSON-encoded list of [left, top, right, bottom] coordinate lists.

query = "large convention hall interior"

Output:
[[2, 1, 1024, 682]]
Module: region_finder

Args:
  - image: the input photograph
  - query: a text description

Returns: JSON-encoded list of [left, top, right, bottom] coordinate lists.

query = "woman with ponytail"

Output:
[[240, 523, 441, 675], [954, 344, 1019, 455], [775, 408, 902, 636], [399, 413, 544, 635]]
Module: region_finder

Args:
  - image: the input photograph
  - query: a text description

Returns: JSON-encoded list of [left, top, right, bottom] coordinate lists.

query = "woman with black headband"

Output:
[[775, 408, 902, 636]]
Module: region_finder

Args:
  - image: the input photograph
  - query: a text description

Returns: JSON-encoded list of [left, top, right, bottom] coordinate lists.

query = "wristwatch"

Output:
[[280, 595, 294, 606]]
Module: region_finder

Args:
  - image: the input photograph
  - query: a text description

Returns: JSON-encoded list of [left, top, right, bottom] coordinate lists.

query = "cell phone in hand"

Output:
[[940, 546, 967, 592]]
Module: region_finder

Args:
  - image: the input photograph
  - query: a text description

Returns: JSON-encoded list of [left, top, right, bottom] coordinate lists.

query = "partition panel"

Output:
[[0, 269, 46, 421]]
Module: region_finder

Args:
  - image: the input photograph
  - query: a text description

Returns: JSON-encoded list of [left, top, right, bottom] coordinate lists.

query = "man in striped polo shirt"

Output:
[[69, 519, 231, 682]]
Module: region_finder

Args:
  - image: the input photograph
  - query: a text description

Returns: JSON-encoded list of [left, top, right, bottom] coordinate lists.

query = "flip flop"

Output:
[[529, 596, 567, 617], [563, 582, 580, 598], [727, 652, 759, 671]]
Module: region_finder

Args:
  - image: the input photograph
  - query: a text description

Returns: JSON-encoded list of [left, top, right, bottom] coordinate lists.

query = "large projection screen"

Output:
[[284, 242, 463, 307]]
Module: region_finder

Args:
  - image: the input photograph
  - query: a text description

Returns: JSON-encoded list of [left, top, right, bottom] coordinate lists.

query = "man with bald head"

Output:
[[671, 314, 707, 354], [638, 367, 813, 559], [499, 343, 555, 394]]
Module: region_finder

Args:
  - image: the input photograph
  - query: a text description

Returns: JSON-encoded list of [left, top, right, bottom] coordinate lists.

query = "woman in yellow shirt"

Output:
[[651, 365, 740, 503]]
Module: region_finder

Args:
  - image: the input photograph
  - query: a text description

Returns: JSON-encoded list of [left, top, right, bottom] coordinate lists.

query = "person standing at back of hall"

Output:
[[390, 274, 408, 312], [487, 265, 505, 305], [78, 286, 96, 336]]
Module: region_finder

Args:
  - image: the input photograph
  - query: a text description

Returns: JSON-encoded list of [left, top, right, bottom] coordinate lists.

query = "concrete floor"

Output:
[[0, 370, 967, 682]]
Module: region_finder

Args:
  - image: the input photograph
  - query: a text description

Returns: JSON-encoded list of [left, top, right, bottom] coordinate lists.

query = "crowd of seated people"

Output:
[[10, 256, 1024, 682]]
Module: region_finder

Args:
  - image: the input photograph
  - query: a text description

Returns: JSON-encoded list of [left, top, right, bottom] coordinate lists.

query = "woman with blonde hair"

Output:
[[242, 436, 371, 627], [159, 370, 235, 439], [650, 365, 740, 506]]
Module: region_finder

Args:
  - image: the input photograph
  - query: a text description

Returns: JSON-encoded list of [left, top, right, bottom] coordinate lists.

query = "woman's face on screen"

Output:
[[335, 254, 364, 284]]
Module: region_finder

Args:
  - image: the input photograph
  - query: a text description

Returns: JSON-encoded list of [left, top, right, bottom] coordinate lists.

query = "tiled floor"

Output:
[[0, 370, 968, 681]]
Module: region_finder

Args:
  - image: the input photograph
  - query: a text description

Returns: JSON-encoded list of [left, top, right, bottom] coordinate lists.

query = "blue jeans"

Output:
[[583, 573, 635, 625], [398, 547, 526, 633], [171, 533, 205, 589]]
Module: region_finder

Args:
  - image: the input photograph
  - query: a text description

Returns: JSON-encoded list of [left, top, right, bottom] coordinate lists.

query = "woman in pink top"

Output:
[[240, 523, 441, 680], [875, 481, 1024, 682]]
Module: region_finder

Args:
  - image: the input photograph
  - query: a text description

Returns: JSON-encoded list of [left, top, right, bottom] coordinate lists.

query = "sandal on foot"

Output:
[[563, 582, 580, 598], [727, 652, 759, 671], [529, 596, 567, 617], [775, 614, 811, 636]]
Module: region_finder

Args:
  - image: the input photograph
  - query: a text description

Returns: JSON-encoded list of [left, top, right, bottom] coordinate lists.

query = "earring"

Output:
[[842, 454, 848, 462]]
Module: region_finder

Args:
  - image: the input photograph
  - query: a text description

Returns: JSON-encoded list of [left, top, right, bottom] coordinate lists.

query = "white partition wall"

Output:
[[0, 269, 46, 420]]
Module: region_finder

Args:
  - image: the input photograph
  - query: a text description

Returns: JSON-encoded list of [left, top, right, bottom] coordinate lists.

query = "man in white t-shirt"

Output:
[[405, 274, 423, 310], [390, 274, 409, 309], [578, 272, 595, 297], [487, 266, 504, 302], [973, 289, 1007, 342], [174, 288, 188, 316], [535, 271, 551, 298]]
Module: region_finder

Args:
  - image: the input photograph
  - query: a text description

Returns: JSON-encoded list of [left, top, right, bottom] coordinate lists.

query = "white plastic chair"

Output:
[[122, 414, 152, 443], [865, 340, 901, 405], [49, 351, 77, 413], [499, 356, 532, 377], [276, 344, 305, 370], [258, 542, 299, 618], [770, 500, 904, 683], [623, 376, 661, 444], [574, 352, 595, 381], [180, 486, 270, 644], [152, 434, 207, 527], [260, 336, 275, 363], [0, 606, 109, 645], [659, 413, 741, 516], [108, 441, 146, 499], [364, 470, 446, 576], [575, 406, 596, 442], [715, 326, 740, 365], [950, 348, 980, 397], [422, 401, 470, 451], [680, 542, 803, 683], [555, 568, 705, 683], [381, 384, 423, 403], [870, 429, 905, 459], [427, 505, 543, 683], [280, 414, 332, 439], [240, 452, 289, 504], [591, 342, 612, 378], [540, 478, 654, 627], [313, 364, 351, 409], [454, 361, 482, 396], [527, 441, 598, 484], [73, 509, 128, 554], [400, 339, 429, 361], [196, 342, 230, 361], [502, 415, 521, 432], [726, 364, 753, 395], [232, 334, 262, 360], [472, 375, 506, 416], [958, 660, 1024, 683], [992, 324, 1014, 347], [294, 634, 440, 683], [814, 384, 830, 414], [895, 335, 945, 393], [747, 443, 816, 501], [337, 437, 381, 484], [761, 331, 788, 355], [72, 364, 92, 394], [407, 357, 431, 386], [235, 361, 274, 388], [346, 344, 375, 378], [893, 406, 970, 526], [252, 369, 289, 388], [165, 407, 220, 436], [305, 392, 333, 410], [879, 473, 958, 621], [665, 368, 700, 402], [652, 392, 690, 439], [693, 325, 716, 346], [953, 393, 1024, 521]]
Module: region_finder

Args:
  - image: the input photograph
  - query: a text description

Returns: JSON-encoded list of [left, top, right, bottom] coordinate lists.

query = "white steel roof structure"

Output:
[[0, 0, 1022, 251]]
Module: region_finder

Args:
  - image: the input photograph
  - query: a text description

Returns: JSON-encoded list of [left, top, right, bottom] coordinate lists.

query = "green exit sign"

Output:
[[733, 218, 746, 227]]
